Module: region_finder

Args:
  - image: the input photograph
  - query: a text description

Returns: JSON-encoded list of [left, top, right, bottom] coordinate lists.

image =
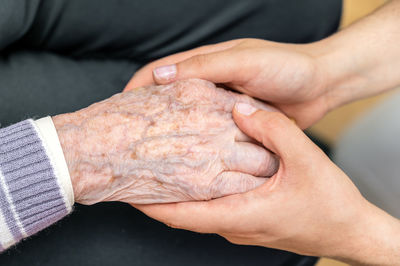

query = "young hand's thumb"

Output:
[[152, 52, 236, 85], [232, 103, 315, 161]]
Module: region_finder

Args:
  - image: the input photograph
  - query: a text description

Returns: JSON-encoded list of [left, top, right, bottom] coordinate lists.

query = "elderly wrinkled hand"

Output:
[[52, 79, 278, 205]]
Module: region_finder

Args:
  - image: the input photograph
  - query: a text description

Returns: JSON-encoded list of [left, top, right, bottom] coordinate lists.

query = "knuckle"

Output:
[[224, 236, 245, 245], [258, 112, 289, 131], [252, 112, 290, 145], [226, 237, 241, 245], [164, 222, 181, 230], [188, 54, 208, 68], [205, 183, 221, 201], [255, 154, 273, 177], [266, 111, 288, 124]]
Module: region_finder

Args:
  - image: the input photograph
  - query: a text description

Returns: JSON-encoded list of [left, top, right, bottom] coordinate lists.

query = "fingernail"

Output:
[[153, 64, 177, 80], [235, 102, 258, 116]]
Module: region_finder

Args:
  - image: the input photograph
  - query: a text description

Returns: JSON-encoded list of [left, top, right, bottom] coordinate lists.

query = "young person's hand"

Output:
[[125, 39, 329, 128], [126, 1, 400, 130], [134, 104, 400, 265]]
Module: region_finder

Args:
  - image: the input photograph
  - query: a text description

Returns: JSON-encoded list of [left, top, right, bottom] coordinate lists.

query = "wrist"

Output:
[[307, 37, 368, 112], [329, 202, 400, 265], [52, 112, 83, 202], [311, 2, 400, 111], [34, 117, 75, 207]]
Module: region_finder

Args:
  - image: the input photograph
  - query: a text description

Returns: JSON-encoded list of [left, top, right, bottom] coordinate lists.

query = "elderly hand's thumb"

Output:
[[232, 103, 313, 160]]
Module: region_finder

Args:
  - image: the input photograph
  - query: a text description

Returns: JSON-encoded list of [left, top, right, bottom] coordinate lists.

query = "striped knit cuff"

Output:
[[0, 120, 71, 251]]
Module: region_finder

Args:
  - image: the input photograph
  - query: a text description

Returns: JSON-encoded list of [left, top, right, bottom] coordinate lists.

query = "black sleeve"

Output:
[[0, 0, 41, 50], [2, 0, 341, 62]]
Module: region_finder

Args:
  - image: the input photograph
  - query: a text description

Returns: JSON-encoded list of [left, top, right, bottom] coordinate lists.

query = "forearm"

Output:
[[329, 203, 400, 265], [314, 0, 400, 110]]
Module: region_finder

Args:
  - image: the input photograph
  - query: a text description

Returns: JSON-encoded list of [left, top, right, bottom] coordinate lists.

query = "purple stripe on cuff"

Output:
[[0, 131, 36, 145], [0, 151, 47, 174], [18, 198, 66, 219], [0, 120, 69, 250], [0, 179, 23, 241], [5, 161, 52, 184], [9, 178, 59, 203], [24, 206, 68, 236], [0, 142, 42, 162], [5, 170, 53, 192], [0, 120, 31, 136], [14, 189, 64, 211], [0, 138, 40, 153]]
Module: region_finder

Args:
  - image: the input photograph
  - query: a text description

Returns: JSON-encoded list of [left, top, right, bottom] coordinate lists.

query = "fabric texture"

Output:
[[34, 117, 74, 206], [0, 120, 71, 251]]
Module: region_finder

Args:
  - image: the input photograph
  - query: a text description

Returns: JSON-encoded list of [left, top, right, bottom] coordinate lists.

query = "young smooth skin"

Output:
[[134, 106, 400, 265], [126, 0, 400, 264], [125, 1, 400, 130]]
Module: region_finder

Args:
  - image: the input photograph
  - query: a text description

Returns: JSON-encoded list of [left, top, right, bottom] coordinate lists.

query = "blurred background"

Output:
[[310, 0, 390, 146], [314, 0, 389, 265]]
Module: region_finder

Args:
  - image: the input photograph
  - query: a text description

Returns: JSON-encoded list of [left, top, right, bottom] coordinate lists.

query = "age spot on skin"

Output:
[[131, 151, 138, 160], [58, 79, 277, 204]]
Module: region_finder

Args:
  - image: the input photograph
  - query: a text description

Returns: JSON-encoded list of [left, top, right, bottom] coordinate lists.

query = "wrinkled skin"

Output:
[[53, 79, 278, 205]]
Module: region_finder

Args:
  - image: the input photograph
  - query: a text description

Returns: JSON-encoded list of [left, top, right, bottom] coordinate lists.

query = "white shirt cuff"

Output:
[[34, 116, 75, 208]]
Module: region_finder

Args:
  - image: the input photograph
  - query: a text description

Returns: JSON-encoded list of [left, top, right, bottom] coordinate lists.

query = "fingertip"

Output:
[[234, 102, 258, 116], [232, 103, 254, 130], [232, 103, 264, 143], [123, 78, 139, 92], [153, 64, 177, 84], [233, 104, 300, 158], [125, 70, 155, 91], [123, 86, 135, 92], [210, 171, 266, 199], [227, 142, 278, 177]]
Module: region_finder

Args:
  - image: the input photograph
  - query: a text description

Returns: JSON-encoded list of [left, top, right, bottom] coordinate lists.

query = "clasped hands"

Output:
[[53, 78, 278, 205], [53, 38, 400, 264]]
